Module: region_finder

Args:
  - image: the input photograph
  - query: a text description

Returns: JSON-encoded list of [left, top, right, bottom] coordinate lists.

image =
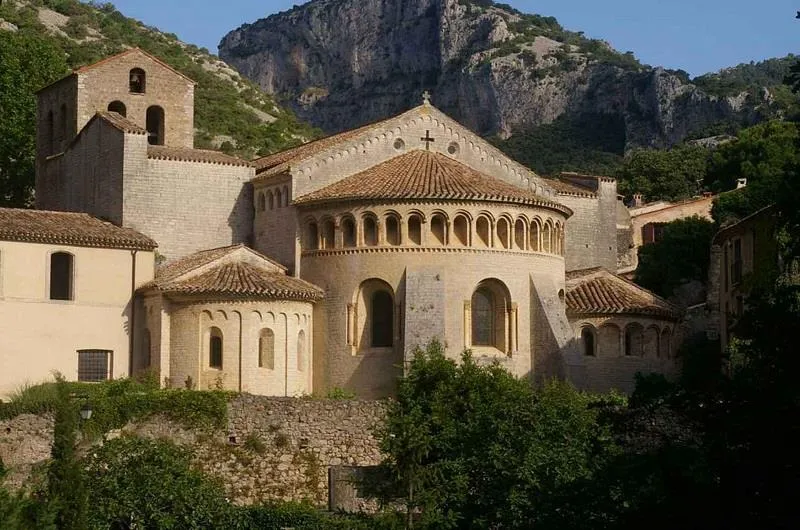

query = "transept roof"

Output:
[[565, 268, 681, 319], [293, 150, 571, 214], [0, 208, 157, 250], [143, 244, 323, 301]]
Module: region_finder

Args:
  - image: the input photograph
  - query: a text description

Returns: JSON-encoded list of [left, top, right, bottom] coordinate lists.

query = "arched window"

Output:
[[259, 328, 275, 369], [530, 220, 541, 252], [129, 68, 146, 93], [385, 215, 400, 246], [408, 215, 422, 245], [146, 105, 165, 145], [267, 190, 274, 210], [453, 215, 469, 246], [282, 185, 289, 207], [342, 217, 356, 247], [581, 327, 596, 356], [496, 218, 510, 249], [321, 219, 335, 249], [660, 328, 672, 359], [49, 251, 74, 301], [514, 219, 526, 250], [469, 279, 512, 352], [363, 216, 378, 246], [305, 221, 319, 250], [431, 214, 446, 245], [256, 192, 266, 212], [209, 327, 223, 369], [476, 216, 491, 247], [471, 288, 494, 346], [624, 323, 644, 357], [644, 326, 660, 358], [107, 101, 127, 117], [297, 330, 306, 371], [542, 222, 552, 253], [371, 291, 394, 347]]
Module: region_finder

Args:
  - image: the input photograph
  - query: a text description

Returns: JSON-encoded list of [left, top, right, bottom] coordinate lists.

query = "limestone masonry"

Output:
[[0, 47, 684, 397]]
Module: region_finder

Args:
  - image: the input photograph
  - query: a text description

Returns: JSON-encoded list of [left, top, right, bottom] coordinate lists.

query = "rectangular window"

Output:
[[77, 350, 112, 382]]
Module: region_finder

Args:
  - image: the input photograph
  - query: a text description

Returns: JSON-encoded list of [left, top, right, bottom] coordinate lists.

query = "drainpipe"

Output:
[[128, 250, 138, 377]]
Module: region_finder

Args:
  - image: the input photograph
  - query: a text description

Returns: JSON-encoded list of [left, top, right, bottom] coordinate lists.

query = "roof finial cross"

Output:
[[422, 90, 432, 106], [420, 130, 435, 151]]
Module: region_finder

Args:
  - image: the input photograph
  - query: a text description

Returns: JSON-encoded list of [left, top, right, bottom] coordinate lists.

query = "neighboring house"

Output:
[[14, 49, 685, 397], [0, 208, 156, 396], [621, 194, 715, 273], [706, 206, 779, 350]]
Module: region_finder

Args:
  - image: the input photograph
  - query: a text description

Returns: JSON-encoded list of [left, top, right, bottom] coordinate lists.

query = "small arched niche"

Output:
[[476, 216, 491, 248], [408, 215, 422, 245], [129, 68, 146, 93], [385, 215, 400, 246], [430, 214, 446, 246], [514, 218, 526, 250], [146, 105, 165, 145], [107, 100, 127, 117], [342, 217, 356, 247], [363, 216, 378, 247], [453, 215, 469, 247]]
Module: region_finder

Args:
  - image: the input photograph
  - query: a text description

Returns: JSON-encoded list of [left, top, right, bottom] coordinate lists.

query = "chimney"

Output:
[[737, 178, 747, 189], [632, 193, 644, 207]]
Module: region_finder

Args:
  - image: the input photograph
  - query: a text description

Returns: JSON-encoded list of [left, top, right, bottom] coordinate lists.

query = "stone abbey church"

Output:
[[0, 48, 681, 398]]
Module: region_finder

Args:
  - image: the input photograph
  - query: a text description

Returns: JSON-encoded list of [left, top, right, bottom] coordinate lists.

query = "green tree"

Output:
[[635, 216, 716, 298], [0, 31, 68, 207], [376, 341, 618, 529], [708, 120, 799, 225], [84, 437, 237, 529], [617, 144, 710, 202], [46, 377, 87, 530]]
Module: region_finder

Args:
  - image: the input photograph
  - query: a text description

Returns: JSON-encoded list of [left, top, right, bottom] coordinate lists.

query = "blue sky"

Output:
[[107, 0, 797, 77]]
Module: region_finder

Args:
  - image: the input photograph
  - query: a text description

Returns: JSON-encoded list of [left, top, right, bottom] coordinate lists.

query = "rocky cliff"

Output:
[[219, 0, 778, 151]]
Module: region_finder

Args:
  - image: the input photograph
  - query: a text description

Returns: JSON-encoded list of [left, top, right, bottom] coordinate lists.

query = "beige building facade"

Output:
[[10, 50, 684, 398]]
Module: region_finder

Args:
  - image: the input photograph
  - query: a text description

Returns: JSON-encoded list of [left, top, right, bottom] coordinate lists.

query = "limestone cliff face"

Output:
[[219, 0, 761, 148]]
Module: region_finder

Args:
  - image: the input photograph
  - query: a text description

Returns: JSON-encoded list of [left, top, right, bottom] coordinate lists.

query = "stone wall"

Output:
[[0, 396, 385, 508]]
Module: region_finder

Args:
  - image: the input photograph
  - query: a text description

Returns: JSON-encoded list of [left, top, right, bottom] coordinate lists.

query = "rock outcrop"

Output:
[[219, 0, 767, 149]]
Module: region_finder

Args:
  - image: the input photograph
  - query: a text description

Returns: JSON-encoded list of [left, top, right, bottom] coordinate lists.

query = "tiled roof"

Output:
[[252, 121, 377, 179], [294, 150, 571, 213], [96, 111, 147, 135], [565, 268, 681, 319], [147, 146, 251, 167], [145, 245, 323, 301], [546, 178, 597, 197], [0, 208, 157, 250]]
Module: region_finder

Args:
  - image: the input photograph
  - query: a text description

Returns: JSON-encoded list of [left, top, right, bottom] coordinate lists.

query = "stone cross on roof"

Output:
[[422, 90, 432, 105]]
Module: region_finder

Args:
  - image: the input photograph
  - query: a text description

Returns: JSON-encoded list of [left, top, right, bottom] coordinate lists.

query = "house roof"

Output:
[[143, 245, 323, 301], [294, 150, 572, 214], [147, 146, 251, 167], [96, 111, 147, 135], [565, 268, 681, 319], [0, 208, 157, 250], [547, 178, 597, 197], [711, 204, 776, 245]]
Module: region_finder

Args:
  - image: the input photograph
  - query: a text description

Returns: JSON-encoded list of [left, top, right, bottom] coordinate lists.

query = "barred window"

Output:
[[77, 350, 112, 382]]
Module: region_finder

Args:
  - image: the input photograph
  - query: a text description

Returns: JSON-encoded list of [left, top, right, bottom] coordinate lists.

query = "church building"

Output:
[[0, 48, 681, 397]]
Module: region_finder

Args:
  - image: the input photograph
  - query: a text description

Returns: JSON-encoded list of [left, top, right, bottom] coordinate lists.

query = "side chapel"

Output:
[[0, 48, 681, 397]]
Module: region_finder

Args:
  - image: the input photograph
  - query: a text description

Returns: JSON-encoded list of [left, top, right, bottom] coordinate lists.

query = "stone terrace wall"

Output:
[[0, 396, 386, 508]]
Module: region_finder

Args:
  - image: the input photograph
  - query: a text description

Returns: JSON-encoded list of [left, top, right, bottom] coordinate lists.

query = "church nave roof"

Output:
[[293, 150, 570, 214]]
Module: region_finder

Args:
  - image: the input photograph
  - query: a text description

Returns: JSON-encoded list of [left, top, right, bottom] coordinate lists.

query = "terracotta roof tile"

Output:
[[146, 245, 323, 301], [566, 268, 680, 319], [0, 208, 157, 250], [147, 146, 251, 167], [96, 111, 147, 135], [294, 150, 571, 213], [547, 178, 597, 197]]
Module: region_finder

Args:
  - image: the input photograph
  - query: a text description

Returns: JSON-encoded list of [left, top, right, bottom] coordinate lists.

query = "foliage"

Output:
[[693, 56, 797, 98], [493, 113, 626, 176], [707, 120, 799, 225], [237, 501, 404, 529], [635, 216, 715, 298], [617, 144, 711, 201], [46, 376, 87, 530], [0, 376, 229, 435], [84, 436, 238, 529], [375, 340, 618, 529], [0, 30, 69, 207]]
